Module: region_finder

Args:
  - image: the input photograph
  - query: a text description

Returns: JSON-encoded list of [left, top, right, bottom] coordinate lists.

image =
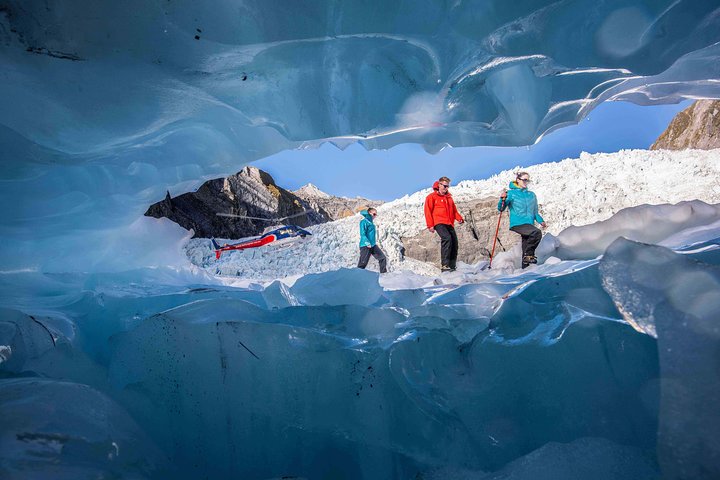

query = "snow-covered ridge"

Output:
[[294, 183, 331, 199], [186, 148, 720, 280], [293, 182, 384, 220]]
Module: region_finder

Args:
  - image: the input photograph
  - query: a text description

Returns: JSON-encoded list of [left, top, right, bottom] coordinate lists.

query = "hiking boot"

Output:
[[523, 255, 537, 265], [441, 265, 454, 272]]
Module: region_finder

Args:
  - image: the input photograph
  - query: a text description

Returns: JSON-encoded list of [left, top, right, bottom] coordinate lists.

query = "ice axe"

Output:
[[489, 195, 506, 269], [466, 210, 480, 241]]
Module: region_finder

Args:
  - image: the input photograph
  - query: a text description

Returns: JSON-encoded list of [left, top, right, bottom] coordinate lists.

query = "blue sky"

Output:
[[254, 100, 691, 200]]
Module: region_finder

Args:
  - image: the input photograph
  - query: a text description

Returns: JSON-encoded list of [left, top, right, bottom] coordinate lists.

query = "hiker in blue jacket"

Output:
[[499, 172, 547, 268], [358, 208, 388, 273]]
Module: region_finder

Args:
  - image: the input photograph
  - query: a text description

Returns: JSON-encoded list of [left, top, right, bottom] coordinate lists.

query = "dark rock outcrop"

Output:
[[651, 100, 720, 150], [145, 167, 329, 239], [402, 196, 523, 266], [293, 183, 384, 220]]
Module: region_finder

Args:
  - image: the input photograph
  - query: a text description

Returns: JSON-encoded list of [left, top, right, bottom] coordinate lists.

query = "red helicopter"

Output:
[[211, 211, 313, 259]]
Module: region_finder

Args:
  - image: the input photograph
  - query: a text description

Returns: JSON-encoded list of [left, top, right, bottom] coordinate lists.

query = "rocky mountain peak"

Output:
[[145, 161, 388, 238], [651, 100, 720, 150], [145, 166, 329, 239], [294, 185, 384, 220], [238, 165, 275, 185], [295, 183, 331, 199]]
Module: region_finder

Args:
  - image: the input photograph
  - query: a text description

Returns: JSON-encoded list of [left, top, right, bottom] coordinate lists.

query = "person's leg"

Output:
[[510, 225, 529, 256], [435, 224, 452, 268], [371, 246, 388, 273], [525, 226, 542, 258], [357, 247, 371, 269], [449, 226, 458, 270], [511, 224, 542, 267]]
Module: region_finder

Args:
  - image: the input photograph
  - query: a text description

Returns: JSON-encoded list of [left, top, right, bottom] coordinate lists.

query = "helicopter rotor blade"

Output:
[[216, 208, 314, 222], [277, 209, 314, 222], [216, 213, 277, 221]]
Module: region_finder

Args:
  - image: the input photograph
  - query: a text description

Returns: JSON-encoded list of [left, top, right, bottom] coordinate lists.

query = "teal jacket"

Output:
[[359, 210, 377, 247], [498, 181, 544, 228]]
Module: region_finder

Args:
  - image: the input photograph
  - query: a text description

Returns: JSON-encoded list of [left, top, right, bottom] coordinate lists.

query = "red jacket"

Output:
[[424, 181, 464, 228]]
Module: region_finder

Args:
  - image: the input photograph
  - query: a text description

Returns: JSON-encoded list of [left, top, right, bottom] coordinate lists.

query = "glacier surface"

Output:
[[190, 148, 720, 279]]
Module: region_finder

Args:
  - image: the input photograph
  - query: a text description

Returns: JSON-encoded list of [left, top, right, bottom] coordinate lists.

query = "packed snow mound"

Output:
[[187, 148, 720, 280], [2, 1, 720, 273], [547, 200, 720, 260]]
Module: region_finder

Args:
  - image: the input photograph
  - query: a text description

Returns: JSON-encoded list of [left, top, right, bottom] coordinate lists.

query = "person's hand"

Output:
[[428, 227, 435, 233], [458, 220, 464, 225], [500, 190, 507, 200], [540, 222, 547, 229]]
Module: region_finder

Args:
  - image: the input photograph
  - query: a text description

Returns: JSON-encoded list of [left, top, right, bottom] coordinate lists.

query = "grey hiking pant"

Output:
[[358, 245, 387, 273], [510, 224, 542, 260], [435, 224, 458, 269]]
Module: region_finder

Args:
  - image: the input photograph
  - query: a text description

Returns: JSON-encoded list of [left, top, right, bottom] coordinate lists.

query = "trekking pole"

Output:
[[489, 199, 505, 269], [466, 210, 479, 241]]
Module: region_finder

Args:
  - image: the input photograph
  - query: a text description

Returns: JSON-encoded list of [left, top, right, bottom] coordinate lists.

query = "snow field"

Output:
[[186, 148, 720, 281]]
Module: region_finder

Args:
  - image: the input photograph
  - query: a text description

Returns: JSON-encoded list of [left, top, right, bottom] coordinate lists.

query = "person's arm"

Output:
[[424, 196, 435, 232], [361, 219, 373, 246], [453, 200, 464, 223], [533, 194, 545, 226], [366, 222, 376, 246], [498, 190, 509, 211]]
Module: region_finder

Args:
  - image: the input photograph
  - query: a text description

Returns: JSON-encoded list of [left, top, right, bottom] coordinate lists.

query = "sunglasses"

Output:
[[439, 183, 450, 188], [370, 212, 377, 216], [518, 178, 531, 183]]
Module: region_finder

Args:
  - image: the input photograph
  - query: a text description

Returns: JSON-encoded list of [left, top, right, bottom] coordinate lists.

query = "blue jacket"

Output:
[[359, 210, 377, 247], [498, 181, 544, 228]]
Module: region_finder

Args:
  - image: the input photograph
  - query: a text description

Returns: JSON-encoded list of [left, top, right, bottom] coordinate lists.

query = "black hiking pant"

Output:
[[435, 224, 458, 269], [358, 245, 388, 273], [510, 224, 542, 267]]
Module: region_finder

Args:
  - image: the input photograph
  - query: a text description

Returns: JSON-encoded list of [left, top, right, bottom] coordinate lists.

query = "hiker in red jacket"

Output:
[[424, 176, 464, 272]]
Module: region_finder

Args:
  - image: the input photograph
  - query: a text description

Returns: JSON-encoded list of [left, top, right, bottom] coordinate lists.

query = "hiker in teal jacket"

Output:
[[358, 208, 387, 273], [499, 172, 547, 268]]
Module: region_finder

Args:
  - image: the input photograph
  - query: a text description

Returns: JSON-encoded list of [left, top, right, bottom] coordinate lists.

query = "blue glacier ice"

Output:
[[600, 238, 720, 479], [6, 208, 720, 478], [0, 378, 169, 479], [2, 1, 720, 479]]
